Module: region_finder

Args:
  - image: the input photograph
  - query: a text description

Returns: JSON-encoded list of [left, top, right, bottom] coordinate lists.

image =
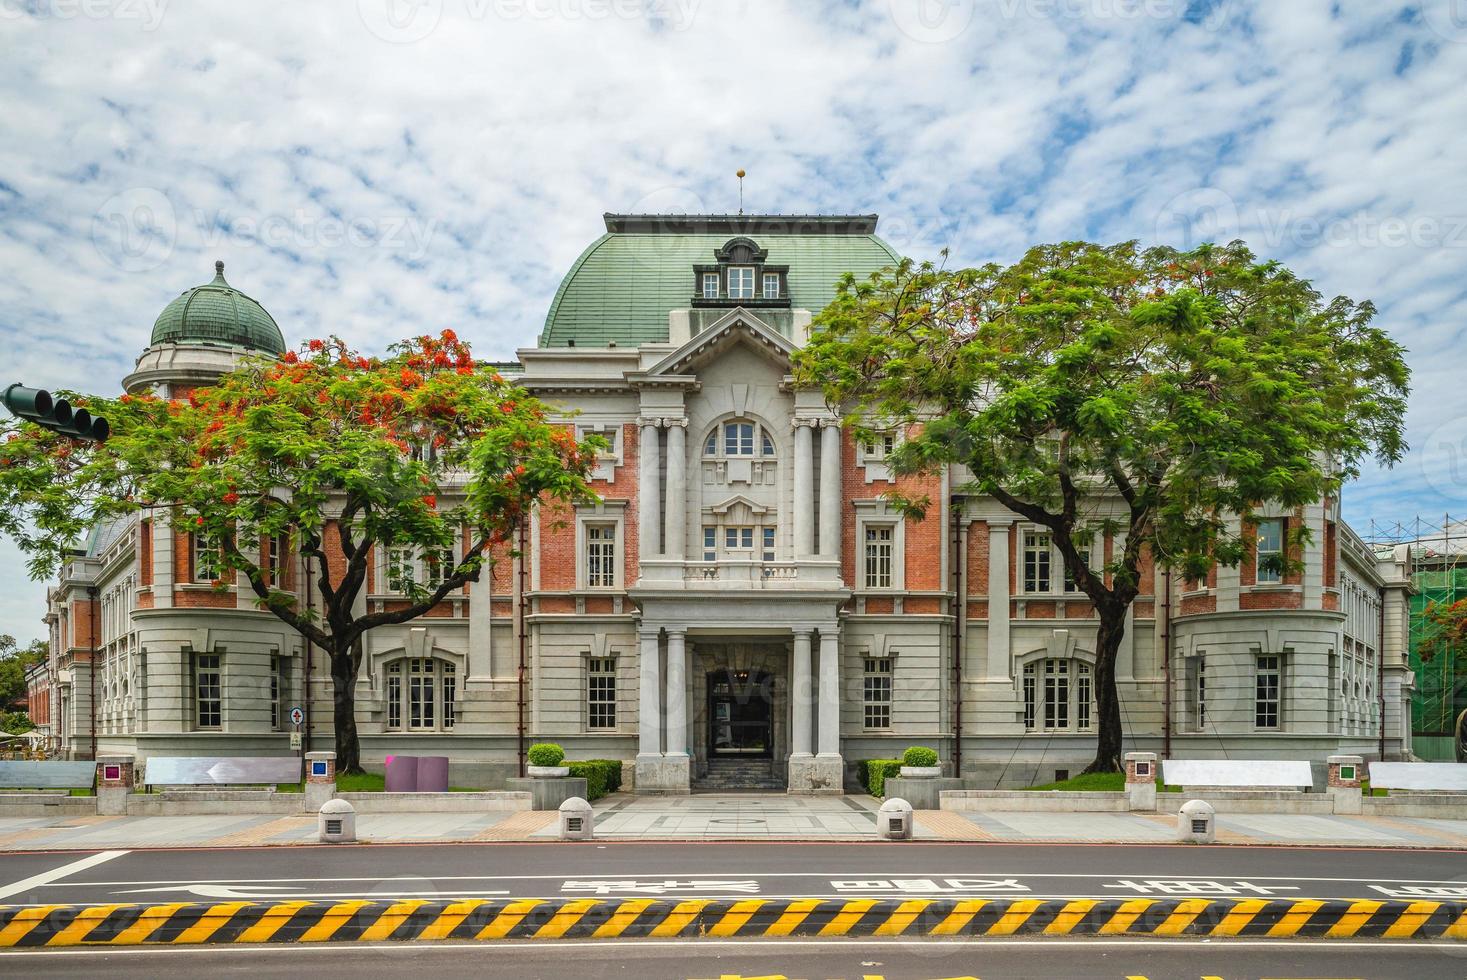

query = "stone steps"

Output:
[[695, 759, 784, 792]]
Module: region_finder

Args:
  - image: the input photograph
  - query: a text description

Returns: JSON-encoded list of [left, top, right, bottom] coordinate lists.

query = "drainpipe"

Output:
[[1161, 568, 1172, 759], [516, 519, 528, 778], [1378, 582, 1387, 760], [87, 586, 97, 760], [303, 552, 313, 763], [949, 494, 965, 777]]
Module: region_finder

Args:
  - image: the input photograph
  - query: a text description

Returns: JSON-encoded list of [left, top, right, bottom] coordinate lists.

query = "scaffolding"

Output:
[[1367, 515, 1467, 746]]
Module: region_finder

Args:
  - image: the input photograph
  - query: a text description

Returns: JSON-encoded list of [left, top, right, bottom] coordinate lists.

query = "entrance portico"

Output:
[[632, 596, 846, 795]]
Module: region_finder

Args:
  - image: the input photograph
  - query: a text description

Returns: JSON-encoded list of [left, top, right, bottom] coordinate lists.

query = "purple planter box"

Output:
[[384, 755, 450, 792]]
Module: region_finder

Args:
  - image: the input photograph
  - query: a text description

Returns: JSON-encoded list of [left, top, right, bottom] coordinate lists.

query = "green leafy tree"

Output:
[[0, 331, 601, 772], [0, 635, 46, 710], [795, 241, 1409, 773], [1419, 598, 1467, 664]]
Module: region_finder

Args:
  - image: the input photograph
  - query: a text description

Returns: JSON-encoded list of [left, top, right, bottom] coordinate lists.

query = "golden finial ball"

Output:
[[736, 169, 746, 178]]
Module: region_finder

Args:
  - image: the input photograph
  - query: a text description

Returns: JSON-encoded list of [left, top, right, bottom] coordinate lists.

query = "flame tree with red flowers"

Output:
[[0, 331, 602, 773]]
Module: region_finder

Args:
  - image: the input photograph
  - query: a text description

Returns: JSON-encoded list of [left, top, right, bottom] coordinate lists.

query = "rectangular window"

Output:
[[386, 546, 414, 593], [1022, 663, 1037, 731], [586, 524, 616, 588], [423, 546, 456, 589], [703, 526, 717, 562], [728, 266, 754, 299], [1024, 531, 1051, 593], [588, 656, 616, 730], [1076, 662, 1092, 731], [270, 654, 285, 731], [864, 525, 894, 589], [442, 661, 456, 729], [762, 272, 780, 298], [1194, 659, 1207, 729], [1063, 542, 1091, 593], [762, 526, 776, 563], [387, 661, 402, 730], [724, 421, 755, 455], [1044, 658, 1069, 730], [1256, 654, 1281, 728], [702, 272, 719, 298], [409, 657, 435, 729], [1256, 518, 1284, 584], [863, 657, 892, 729], [863, 433, 896, 460], [725, 526, 754, 551], [265, 533, 288, 587], [193, 653, 221, 729], [192, 533, 220, 583]]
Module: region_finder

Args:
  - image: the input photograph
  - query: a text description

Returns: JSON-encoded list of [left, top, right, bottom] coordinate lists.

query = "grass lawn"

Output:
[[1022, 772, 1183, 793], [275, 771, 481, 793]]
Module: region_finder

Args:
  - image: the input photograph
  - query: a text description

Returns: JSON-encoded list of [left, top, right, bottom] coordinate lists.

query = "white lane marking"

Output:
[[0, 938, 1452, 957], [0, 850, 130, 901], [115, 885, 511, 900]]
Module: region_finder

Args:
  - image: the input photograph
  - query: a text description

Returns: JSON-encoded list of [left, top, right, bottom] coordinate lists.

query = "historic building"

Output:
[[36, 214, 1416, 791]]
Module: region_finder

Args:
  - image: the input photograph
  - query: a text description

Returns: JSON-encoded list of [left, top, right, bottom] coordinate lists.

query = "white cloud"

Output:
[[1, 0, 1465, 636]]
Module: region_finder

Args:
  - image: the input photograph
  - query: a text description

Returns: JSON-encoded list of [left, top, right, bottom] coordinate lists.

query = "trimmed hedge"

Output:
[[858, 758, 903, 798], [566, 759, 623, 801], [902, 746, 938, 768], [527, 743, 565, 767]]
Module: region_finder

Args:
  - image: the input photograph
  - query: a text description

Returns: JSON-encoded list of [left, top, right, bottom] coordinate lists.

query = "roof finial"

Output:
[[214, 259, 226, 280], [736, 169, 745, 215]]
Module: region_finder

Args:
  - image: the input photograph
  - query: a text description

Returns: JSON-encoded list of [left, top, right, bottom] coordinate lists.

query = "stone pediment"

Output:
[[634, 308, 795, 381], [707, 493, 770, 518]]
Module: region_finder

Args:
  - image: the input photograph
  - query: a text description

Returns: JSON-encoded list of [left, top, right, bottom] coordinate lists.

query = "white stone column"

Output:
[[790, 629, 813, 758], [637, 629, 662, 759], [817, 628, 841, 757], [664, 420, 686, 562], [638, 418, 661, 561], [987, 522, 1012, 679], [793, 421, 814, 558], [665, 630, 688, 757], [818, 421, 841, 560]]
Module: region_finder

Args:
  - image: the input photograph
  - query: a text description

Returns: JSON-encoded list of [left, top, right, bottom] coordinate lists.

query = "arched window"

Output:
[[1022, 658, 1093, 733], [703, 419, 776, 458], [384, 657, 457, 732]]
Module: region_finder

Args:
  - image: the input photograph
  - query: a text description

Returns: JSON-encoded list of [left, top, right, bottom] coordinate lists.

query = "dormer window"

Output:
[[728, 267, 755, 299], [692, 238, 790, 308], [702, 273, 719, 299], [762, 273, 780, 298]]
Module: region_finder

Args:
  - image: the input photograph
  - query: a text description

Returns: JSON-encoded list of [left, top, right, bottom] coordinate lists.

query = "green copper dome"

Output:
[[150, 260, 286, 355]]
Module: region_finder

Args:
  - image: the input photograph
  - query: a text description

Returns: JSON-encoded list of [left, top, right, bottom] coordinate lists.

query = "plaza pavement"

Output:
[[2, 794, 1466, 849]]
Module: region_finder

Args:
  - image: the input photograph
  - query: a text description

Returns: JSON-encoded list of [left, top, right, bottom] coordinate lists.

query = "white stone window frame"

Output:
[[575, 501, 627, 591], [1255, 516, 1286, 585], [191, 532, 223, 584], [702, 272, 720, 299], [853, 500, 905, 592], [1254, 651, 1283, 730], [576, 420, 624, 483], [379, 543, 459, 595], [762, 271, 780, 298], [1019, 524, 1097, 597], [1016, 651, 1097, 734], [190, 648, 223, 731], [585, 652, 619, 732], [380, 651, 463, 733], [861, 654, 895, 731], [856, 428, 900, 483]]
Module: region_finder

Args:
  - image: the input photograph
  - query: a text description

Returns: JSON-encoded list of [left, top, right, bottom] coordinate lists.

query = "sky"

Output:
[[1, 0, 1465, 641]]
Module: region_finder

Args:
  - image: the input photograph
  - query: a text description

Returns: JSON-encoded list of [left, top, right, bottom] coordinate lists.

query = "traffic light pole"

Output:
[[3, 383, 109, 441]]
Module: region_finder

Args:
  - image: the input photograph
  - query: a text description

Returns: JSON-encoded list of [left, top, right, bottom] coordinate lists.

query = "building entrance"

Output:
[[707, 668, 773, 758]]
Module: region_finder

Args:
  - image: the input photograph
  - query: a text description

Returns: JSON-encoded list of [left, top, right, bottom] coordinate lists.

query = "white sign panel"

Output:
[[1161, 759, 1313, 788], [1368, 762, 1467, 791]]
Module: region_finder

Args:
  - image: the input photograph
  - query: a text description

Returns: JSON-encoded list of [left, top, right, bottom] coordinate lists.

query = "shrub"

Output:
[[861, 758, 903, 797], [902, 746, 939, 768], [567, 759, 623, 801], [527, 743, 565, 767]]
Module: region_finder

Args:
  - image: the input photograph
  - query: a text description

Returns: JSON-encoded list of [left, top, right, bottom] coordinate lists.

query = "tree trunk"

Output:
[[330, 651, 363, 775], [1083, 605, 1128, 774]]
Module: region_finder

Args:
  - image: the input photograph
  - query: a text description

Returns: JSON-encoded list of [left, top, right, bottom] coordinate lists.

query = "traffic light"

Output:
[[2, 384, 109, 441]]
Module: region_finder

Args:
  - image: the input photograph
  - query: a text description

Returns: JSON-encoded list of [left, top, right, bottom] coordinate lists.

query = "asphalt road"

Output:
[[2, 937, 1462, 979], [2, 840, 1466, 906]]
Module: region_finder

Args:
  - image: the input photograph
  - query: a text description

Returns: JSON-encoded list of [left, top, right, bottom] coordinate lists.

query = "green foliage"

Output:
[[0, 635, 46, 710], [566, 759, 623, 800], [1023, 772, 1126, 792], [1, 710, 34, 735], [1419, 598, 1467, 664], [527, 743, 565, 767], [860, 758, 903, 797], [796, 241, 1410, 773], [901, 746, 939, 768]]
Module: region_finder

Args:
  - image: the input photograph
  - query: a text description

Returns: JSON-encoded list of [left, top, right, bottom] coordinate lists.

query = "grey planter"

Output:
[[528, 765, 570, 779]]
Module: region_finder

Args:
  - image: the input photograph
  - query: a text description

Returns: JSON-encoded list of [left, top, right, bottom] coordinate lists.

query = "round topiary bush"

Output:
[[527, 743, 565, 767], [902, 746, 939, 768]]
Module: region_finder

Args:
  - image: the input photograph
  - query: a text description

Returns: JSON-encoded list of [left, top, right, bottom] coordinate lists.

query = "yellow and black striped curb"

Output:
[[3, 897, 1467, 947]]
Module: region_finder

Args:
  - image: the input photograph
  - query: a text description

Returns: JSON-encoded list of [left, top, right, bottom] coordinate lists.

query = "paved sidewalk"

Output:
[[2, 794, 1466, 849]]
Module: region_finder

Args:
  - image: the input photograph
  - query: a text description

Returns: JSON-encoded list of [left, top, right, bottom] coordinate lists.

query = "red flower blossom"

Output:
[[282, 351, 299, 364], [421, 494, 437, 508], [308, 339, 324, 351], [195, 517, 204, 527], [222, 492, 240, 505]]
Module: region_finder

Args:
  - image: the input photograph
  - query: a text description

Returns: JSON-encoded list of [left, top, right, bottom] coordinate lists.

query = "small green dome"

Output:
[[150, 260, 286, 355]]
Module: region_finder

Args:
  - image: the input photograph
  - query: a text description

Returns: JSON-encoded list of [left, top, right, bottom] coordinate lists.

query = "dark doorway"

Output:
[[707, 668, 773, 758]]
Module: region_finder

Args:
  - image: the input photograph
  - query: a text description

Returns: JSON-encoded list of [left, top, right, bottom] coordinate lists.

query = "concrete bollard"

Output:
[[1124, 751, 1158, 812], [318, 798, 357, 843], [96, 755, 135, 817], [1177, 799, 1216, 844], [1327, 754, 1365, 815], [559, 796, 594, 840], [305, 751, 337, 811], [877, 798, 914, 840]]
